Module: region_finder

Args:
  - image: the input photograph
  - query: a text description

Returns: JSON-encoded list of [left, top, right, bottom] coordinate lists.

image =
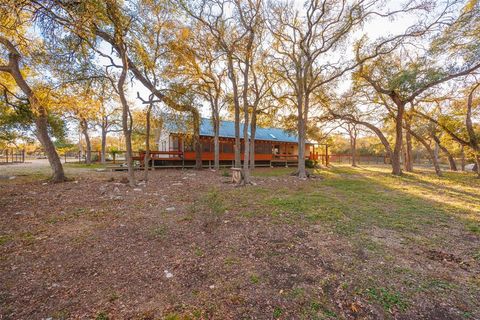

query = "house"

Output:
[[146, 118, 318, 167]]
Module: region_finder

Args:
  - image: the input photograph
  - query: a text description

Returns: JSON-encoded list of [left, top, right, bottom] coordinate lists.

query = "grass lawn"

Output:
[[0, 164, 479, 319]]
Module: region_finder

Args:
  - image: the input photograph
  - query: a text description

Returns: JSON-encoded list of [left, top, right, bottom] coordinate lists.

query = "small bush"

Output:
[[96, 312, 109, 320], [250, 274, 260, 284], [273, 307, 283, 318], [305, 159, 318, 168], [221, 169, 230, 177]]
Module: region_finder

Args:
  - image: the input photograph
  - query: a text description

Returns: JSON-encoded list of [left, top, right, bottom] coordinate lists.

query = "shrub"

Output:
[[305, 159, 317, 168]]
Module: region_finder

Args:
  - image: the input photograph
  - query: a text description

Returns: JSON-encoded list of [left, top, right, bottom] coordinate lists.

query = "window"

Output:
[[273, 145, 280, 154], [171, 136, 179, 151], [255, 143, 272, 154], [202, 140, 212, 152], [161, 141, 167, 151], [222, 142, 233, 153]]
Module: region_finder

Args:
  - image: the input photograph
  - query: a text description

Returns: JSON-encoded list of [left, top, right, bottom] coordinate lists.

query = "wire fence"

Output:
[[62, 151, 139, 164], [325, 154, 387, 165], [0, 149, 25, 164]]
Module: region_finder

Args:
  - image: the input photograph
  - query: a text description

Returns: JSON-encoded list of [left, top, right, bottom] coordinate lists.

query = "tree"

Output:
[[33, 0, 204, 170], [181, 0, 249, 169], [431, 131, 457, 171], [98, 96, 121, 164], [248, 41, 275, 169], [0, 85, 38, 149], [341, 122, 360, 167], [59, 83, 101, 165], [106, 0, 136, 186], [415, 83, 480, 177], [269, 0, 429, 178], [136, 92, 160, 181], [0, 6, 66, 181], [352, 0, 480, 175], [164, 22, 227, 170], [327, 93, 395, 169], [355, 52, 480, 175], [182, 0, 264, 183], [404, 120, 443, 176]]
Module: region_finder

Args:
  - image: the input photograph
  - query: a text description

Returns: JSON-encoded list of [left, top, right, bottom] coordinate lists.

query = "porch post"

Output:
[[325, 144, 329, 166]]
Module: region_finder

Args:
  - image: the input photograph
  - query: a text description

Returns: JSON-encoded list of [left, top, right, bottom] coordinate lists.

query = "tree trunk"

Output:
[[432, 135, 457, 171], [341, 117, 394, 170], [391, 100, 405, 176], [212, 113, 220, 170], [227, 53, 241, 168], [35, 111, 67, 182], [213, 118, 220, 170], [101, 119, 107, 164], [447, 153, 457, 171], [461, 145, 466, 171], [409, 129, 442, 177], [476, 154, 480, 178], [80, 118, 92, 165], [143, 104, 152, 181], [118, 46, 135, 187], [297, 98, 307, 178], [430, 144, 443, 177], [349, 129, 357, 167], [193, 113, 202, 170], [249, 112, 257, 169], [466, 84, 480, 178], [1, 40, 66, 182], [404, 121, 413, 172], [242, 120, 251, 184], [241, 46, 252, 185], [433, 142, 440, 171]]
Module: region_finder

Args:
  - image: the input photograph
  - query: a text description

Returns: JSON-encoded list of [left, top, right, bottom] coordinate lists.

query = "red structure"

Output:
[[150, 119, 319, 167]]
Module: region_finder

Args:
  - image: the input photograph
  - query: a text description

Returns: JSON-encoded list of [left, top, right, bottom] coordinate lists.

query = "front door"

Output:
[[273, 145, 280, 155]]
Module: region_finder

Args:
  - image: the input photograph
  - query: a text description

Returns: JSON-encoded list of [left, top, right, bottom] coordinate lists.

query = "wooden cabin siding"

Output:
[[175, 135, 310, 161]]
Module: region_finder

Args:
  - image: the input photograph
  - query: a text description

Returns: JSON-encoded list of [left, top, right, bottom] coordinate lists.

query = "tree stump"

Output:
[[231, 168, 243, 184]]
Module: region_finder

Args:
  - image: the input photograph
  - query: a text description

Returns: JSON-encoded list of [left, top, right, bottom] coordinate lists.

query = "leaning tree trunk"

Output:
[[35, 110, 67, 182], [1, 39, 66, 182], [409, 129, 442, 177], [432, 135, 457, 171], [0, 36, 67, 182], [143, 104, 152, 181], [339, 117, 394, 172], [80, 118, 92, 165], [447, 153, 457, 171]]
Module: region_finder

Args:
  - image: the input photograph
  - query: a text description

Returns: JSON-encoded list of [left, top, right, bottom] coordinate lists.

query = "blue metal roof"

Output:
[[166, 118, 299, 143]]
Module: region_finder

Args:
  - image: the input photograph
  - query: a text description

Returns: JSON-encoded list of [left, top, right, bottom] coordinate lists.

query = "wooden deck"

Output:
[[106, 150, 304, 171]]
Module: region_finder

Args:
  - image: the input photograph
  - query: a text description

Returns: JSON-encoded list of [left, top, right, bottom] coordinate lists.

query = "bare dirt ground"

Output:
[[0, 162, 479, 319]]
